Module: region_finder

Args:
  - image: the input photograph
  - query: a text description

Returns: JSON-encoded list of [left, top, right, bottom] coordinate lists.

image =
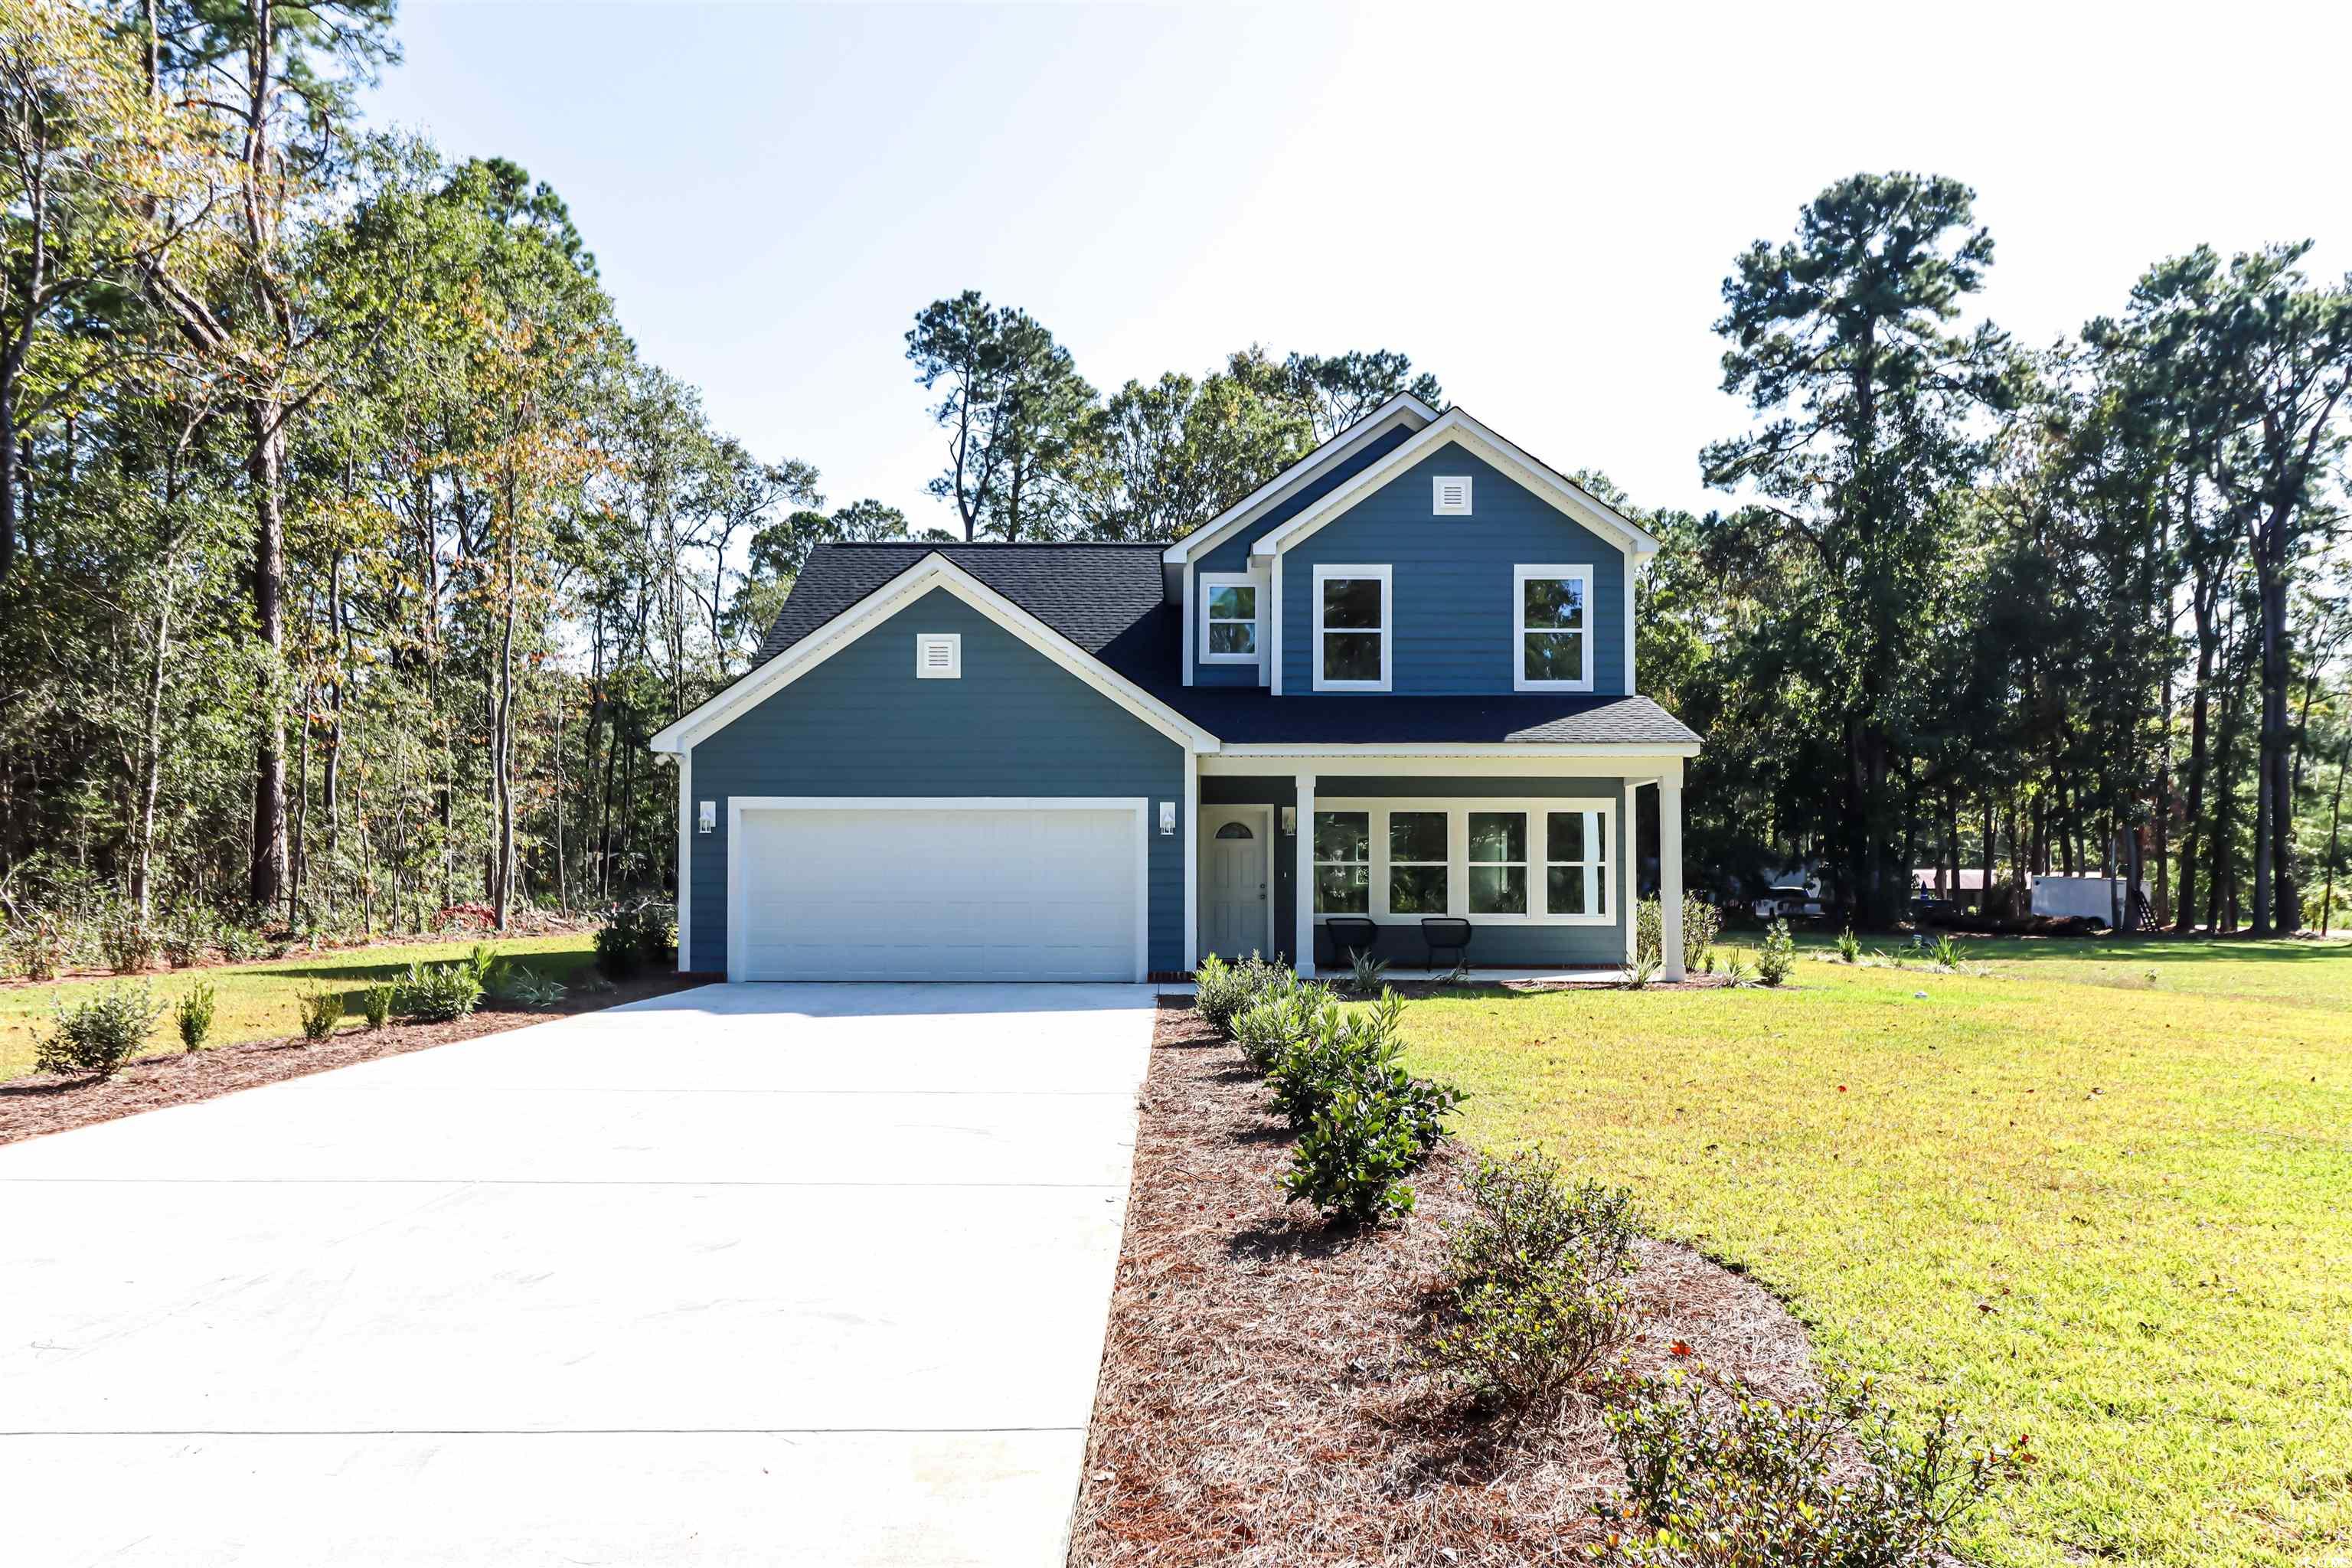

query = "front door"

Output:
[[1200, 808, 1270, 960]]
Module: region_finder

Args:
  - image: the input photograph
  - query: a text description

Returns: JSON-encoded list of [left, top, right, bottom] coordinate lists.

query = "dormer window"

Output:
[[1514, 565, 1593, 691], [1200, 573, 1259, 663], [1432, 475, 1473, 515]]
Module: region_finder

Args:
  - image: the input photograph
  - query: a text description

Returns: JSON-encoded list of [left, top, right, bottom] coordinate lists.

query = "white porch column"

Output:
[[1621, 778, 1638, 969], [1182, 750, 1200, 974], [1294, 771, 1316, 976], [1661, 769, 1685, 981]]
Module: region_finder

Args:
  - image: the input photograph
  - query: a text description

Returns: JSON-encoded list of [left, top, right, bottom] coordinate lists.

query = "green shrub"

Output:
[[594, 900, 679, 982], [1636, 893, 1724, 975], [298, 986, 345, 1042], [219, 925, 266, 963], [37, 983, 165, 1077], [495, 965, 568, 1007], [175, 981, 217, 1051], [1194, 950, 1286, 1034], [1756, 920, 1795, 987], [1282, 1076, 1432, 1225], [162, 911, 214, 969], [1231, 975, 1331, 1073], [1426, 1148, 1640, 1421], [1723, 949, 1749, 984], [1625, 953, 1662, 990], [13, 916, 66, 982], [1601, 1364, 2030, 1568], [395, 959, 482, 1023], [1835, 926, 1862, 963], [1272, 991, 1464, 1224], [1929, 932, 1965, 972], [101, 913, 158, 975], [462, 942, 503, 992], [1448, 1147, 1639, 1297], [1348, 949, 1390, 995], [360, 980, 397, 1029]]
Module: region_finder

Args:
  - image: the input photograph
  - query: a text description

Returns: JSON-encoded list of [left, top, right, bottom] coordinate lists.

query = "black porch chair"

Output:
[[1322, 916, 1377, 970], [1419, 917, 1472, 972]]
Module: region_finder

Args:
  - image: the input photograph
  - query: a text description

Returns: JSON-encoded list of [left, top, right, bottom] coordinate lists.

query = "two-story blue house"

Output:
[[648, 395, 1700, 983]]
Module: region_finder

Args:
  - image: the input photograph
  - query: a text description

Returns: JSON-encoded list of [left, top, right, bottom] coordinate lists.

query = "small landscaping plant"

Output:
[[1347, 949, 1390, 995], [1600, 1363, 2030, 1568], [593, 900, 678, 981], [360, 980, 397, 1030], [1272, 989, 1464, 1225], [101, 912, 158, 975], [175, 980, 217, 1051], [394, 959, 482, 1023], [1756, 920, 1795, 987], [1193, 950, 1286, 1034], [495, 965, 568, 1007], [1929, 932, 1965, 972], [1637, 893, 1723, 975], [1836, 926, 1862, 963], [1426, 1148, 1641, 1424], [38, 983, 165, 1078], [162, 912, 214, 969], [14, 915, 67, 981], [298, 986, 345, 1042], [462, 941, 504, 993], [1625, 952, 1662, 990], [1230, 973, 1331, 1072]]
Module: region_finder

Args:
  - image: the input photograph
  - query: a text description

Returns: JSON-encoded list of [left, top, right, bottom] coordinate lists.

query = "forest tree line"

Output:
[[3, 2, 2347, 966]]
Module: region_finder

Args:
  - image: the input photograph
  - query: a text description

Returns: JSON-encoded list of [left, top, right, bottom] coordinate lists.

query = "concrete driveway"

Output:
[[0, 983, 1158, 1566]]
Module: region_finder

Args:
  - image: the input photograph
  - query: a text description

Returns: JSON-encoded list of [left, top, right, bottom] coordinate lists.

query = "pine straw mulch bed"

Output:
[[1069, 1000, 1819, 1567], [0, 974, 710, 1147]]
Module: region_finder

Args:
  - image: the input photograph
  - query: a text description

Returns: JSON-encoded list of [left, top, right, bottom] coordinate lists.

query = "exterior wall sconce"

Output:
[[1158, 802, 1176, 836], [697, 800, 717, 835], [1280, 806, 1297, 835]]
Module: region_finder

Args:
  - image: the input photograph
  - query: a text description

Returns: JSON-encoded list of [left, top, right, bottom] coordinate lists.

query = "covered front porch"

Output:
[[1184, 750, 1691, 982]]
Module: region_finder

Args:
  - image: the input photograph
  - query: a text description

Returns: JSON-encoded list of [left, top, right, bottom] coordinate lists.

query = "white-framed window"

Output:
[[1514, 564, 1594, 691], [1199, 572, 1259, 664], [1432, 475, 1473, 514], [1313, 810, 1371, 913], [1308, 799, 1615, 926], [1387, 810, 1449, 914], [1468, 811, 1528, 914], [1312, 564, 1390, 691], [914, 632, 962, 679], [1544, 808, 1610, 917]]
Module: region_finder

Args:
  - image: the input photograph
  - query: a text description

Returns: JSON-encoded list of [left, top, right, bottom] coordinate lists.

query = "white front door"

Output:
[[1199, 808, 1271, 960]]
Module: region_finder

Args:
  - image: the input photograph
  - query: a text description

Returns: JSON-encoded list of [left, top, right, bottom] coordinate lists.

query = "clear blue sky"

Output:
[[364, 2, 2352, 532]]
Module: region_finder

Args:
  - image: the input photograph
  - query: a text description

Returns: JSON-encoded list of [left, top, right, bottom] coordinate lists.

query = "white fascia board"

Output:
[[1248, 409, 1664, 561], [1159, 393, 1439, 567], [1210, 742, 1702, 759], [648, 552, 1222, 755]]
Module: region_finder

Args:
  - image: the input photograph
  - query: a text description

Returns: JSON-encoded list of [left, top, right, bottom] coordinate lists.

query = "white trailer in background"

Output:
[[2031, 875, 2146, 923]]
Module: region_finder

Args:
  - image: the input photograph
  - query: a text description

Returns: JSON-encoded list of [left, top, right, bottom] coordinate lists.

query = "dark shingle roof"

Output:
[[753, 542, 1699, 748]]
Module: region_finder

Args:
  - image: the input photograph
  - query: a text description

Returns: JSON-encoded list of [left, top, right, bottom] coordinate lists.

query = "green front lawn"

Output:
[[0, 933, 599, 1082], [1400, 936, 2352, 1568]]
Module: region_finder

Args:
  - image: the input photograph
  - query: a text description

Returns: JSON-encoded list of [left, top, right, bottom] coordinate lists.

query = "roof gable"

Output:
[[1159, 392, 1439, 566], [1249, 408, 1661, 560]]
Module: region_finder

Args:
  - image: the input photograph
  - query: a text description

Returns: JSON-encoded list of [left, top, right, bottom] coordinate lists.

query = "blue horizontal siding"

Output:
[[685, 587, 1187, 975], [1191, 422, 1416, 680], [1278, 446, 1627, 697]]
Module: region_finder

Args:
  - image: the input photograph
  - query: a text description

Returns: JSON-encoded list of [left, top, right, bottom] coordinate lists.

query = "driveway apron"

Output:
[[0, 982, 1158, 1566]]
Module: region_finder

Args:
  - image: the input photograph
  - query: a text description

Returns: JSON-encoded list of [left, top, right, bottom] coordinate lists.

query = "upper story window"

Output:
[[1432, 475, 1473, 514], [1200, 573, 1259, 663], [1313, 564, 1391, 691], [1514, 564, 1594, 692]]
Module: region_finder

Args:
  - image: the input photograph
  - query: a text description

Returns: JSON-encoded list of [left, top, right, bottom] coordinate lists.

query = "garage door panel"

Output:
[[734, 805, 1141, 982]]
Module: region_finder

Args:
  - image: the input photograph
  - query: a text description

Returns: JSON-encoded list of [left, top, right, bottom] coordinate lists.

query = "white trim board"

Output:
[[1249, 407, 1662, 562], [723, 795, 1151, 984], [1161, 393, 1439, 567], [648, 551, 1219, 756]]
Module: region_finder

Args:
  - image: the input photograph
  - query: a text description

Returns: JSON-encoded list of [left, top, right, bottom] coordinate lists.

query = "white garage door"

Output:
[[730, 800, 1145, 982]]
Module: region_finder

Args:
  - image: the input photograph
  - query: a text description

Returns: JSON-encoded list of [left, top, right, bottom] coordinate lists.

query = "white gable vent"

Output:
[[915, 632, 962, 678], [1433, 475, 1473, 515]]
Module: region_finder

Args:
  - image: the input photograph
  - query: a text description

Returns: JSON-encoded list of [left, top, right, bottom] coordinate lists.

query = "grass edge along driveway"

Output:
[[0, 933, 599, 1082], [1400, 940, 2352, 1568]]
